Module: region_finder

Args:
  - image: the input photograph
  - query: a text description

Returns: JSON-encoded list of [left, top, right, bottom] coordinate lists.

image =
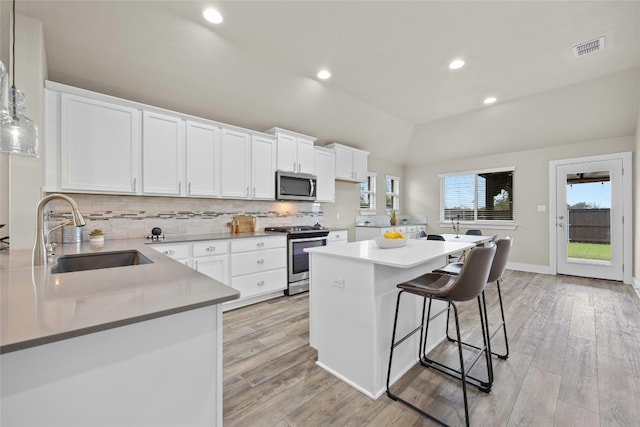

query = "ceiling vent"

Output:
[[573, 36, 605, 58]]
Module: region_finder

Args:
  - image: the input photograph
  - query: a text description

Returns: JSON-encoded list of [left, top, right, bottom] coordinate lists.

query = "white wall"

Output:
[[322, 156, 404, 241], [634, 108, 639, 287], [405, 136, 634, 271]]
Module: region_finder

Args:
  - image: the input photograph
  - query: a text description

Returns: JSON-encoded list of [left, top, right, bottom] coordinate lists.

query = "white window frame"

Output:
[[439, 166, 517, 230], [359, 172, 376, 215], [385, 174, 400, 214]]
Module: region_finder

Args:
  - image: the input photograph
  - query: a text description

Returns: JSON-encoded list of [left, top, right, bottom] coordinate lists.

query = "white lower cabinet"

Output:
[[229, 236, 287, 305], [149, 235, 287, 310], [328, 229, 348, 244], [193, 240, 229, 284]]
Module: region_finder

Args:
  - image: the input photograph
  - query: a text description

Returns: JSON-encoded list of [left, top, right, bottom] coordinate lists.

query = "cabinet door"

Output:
[[142, 111, 185, 195], [221, 128, 251, 198], [195, 255, 229, 285], [333, 145, 354, 181], [352, 149, 368, 182], [187, 121, 220, 197], [296, 138, 316, 175], [251, 135, 276, 199], [314, 148, 335, 202], [275, 133, 297, 172], [60, 93, 141, 193]]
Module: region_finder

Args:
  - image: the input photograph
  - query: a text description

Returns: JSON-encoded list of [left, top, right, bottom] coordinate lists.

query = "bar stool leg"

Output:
[[445, 281, 509, 360], [387, 291, 472, 427], [421, 296, 493, 392], [494, 278, 509, 359]]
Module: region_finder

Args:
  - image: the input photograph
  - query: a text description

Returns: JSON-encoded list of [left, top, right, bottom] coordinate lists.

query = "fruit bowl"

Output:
[[375, 236, 408, 249]]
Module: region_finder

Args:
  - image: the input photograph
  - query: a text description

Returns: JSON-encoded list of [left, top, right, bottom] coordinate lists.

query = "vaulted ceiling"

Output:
[[16, 1, 640, 164]]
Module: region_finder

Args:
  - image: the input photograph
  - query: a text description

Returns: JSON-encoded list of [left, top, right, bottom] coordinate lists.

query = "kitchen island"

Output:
[[1, 239, 239, 427], [306, 238, 473, 399]]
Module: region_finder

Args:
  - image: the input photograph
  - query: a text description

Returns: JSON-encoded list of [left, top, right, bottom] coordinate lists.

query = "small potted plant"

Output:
[[389, 210, 397, 226], [89, 229, 104, 244]]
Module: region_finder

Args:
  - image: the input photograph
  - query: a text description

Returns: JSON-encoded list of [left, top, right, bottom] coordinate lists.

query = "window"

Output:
[[440, 167, 514, 224], [386, 175, 400, 212], [360, 173, 376, 213]]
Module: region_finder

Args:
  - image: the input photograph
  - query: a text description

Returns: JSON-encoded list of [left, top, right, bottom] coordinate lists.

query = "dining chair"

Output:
[[426, 234, 445, 241], [386, 245, 496, 427]]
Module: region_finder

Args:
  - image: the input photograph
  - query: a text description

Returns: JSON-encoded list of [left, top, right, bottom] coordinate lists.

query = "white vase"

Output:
[[89, 236, 104, 245]]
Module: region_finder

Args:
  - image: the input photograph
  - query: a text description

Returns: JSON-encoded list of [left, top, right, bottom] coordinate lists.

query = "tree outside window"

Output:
[[441, 169, 514, 223], [360, 173, 376, 213], [386, 175, 400, 212]]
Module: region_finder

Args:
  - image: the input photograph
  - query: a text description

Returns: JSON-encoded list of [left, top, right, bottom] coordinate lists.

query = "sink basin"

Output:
[[51, 250, 153, 274]]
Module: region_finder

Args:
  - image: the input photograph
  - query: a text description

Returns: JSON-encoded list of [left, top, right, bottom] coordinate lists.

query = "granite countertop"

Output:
[[0, 236, 244, 354], [355, 223, 426, 228], [144, 231, 277, 244]]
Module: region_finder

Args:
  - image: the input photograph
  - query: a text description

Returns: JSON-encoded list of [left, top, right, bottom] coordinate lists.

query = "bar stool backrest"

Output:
[[446, 245, 496, 302], [465, 229, 482, 236], [426, 234, 445, 241], [487, 237, 512, 283]]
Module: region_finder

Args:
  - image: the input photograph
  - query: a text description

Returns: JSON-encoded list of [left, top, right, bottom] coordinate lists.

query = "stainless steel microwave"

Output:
[[276, 171, 317, 201]]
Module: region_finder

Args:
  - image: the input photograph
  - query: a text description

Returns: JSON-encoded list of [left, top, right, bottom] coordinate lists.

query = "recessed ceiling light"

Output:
[[448, 59, 465, 70], [203, 8, 223, 24], [317, 70, 331, 80], [483, 96, 497, 105]]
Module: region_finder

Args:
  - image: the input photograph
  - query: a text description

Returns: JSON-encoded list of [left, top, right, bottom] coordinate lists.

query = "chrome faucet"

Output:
[[33, 194, 86, 266]]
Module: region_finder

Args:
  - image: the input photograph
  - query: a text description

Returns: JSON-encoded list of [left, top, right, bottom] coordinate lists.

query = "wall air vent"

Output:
[[572, 36, 605, 57]]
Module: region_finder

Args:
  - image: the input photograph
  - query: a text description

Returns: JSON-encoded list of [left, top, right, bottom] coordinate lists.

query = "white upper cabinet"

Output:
[[265, 127, 316, 175], [59, 92, 141, 194], [142, 111, 185, 196], [220, 128, 251, 198], [314, 147, 336, 203], [251, 135, 276, 199], [221, 129, 276, 200], [326, 143, 369, 182], [186, 121, 221, 197]]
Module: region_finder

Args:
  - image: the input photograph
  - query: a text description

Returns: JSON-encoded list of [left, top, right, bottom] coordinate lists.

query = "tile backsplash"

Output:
[[45, 194, 324, 242]]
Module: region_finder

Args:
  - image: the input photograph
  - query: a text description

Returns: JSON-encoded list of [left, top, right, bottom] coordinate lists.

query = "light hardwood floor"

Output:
[[223, 270, 640, 426]]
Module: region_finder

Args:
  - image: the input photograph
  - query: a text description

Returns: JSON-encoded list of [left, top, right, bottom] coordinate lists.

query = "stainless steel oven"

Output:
[[265, 226, 329, 295]]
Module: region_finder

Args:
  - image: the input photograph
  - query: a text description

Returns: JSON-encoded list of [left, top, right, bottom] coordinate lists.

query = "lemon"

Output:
[[384, 231, 405, 239]]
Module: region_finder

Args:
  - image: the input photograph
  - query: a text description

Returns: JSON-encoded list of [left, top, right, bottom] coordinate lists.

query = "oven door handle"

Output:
[[290, 236, 327, 243], [309, 179, 315, 197]]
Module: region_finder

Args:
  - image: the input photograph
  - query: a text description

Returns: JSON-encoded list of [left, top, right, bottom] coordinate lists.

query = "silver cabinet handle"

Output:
[[257, 259, 264, 264], [257, 280, 265, 286], [246, 187, 250, 196], [178, 181, 182, 193], [188, 182, 191, 194], [132, 177, 137, 192], [163, 249, 175, 256], [256, 241, 264, 247], [206, 246, 216, 252]]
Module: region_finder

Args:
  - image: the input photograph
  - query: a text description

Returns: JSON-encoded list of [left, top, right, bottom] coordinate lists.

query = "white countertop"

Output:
[[305, 239, 473, 268], [0, 237, 241, 354]]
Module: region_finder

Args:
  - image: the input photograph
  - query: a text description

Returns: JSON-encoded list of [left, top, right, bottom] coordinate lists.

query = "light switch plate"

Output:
[[537, 205, 546, 212]]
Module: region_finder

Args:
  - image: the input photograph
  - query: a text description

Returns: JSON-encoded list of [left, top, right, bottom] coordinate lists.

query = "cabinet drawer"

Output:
[[328, 230, 348, 243], [231, 236, 285, 253], [193, 240, 229, 257], [150, 243, 190, 260], [231, 268, 287, 298], [230, 248, 286, 276]]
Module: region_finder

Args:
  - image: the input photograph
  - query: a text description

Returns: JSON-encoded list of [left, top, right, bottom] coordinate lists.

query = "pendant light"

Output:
[[0, 0, 39, 157]]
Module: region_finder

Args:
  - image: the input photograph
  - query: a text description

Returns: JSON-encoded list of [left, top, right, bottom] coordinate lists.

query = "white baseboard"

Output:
[[506, 262, 553, 275]]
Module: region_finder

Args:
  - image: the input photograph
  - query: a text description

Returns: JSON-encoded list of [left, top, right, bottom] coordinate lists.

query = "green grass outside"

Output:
[[567, 242, 611, 261]]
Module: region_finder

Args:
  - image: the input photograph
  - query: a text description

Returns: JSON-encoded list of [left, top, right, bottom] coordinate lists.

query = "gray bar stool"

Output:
[[435, 237, 513, 359], [386, 245, 496, 427]]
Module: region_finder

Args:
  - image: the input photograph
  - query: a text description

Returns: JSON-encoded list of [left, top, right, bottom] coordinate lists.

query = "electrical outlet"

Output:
[[336, 213, 340, 219], [537, 205, 546, 212]]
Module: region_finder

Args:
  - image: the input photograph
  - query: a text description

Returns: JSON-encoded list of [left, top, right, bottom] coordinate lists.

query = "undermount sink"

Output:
[[51, 250, 153, 274]]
